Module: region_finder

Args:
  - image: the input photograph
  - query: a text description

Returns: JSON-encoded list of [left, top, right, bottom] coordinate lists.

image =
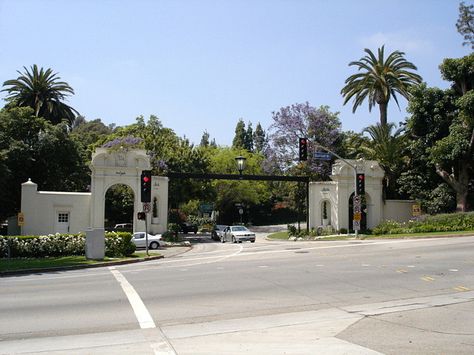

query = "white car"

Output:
[[221, 225, 256, 243], [132, 232, 164, 249]]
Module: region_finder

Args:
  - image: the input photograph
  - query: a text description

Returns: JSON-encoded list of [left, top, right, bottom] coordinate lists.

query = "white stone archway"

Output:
[[90, 148, 149, 232], [21, 148, 168, 235], [309, 159, 403, 232]]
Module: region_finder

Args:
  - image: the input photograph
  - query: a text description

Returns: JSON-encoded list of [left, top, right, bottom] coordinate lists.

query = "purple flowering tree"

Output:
[[101, 135, 143, 151], [264, 102, 342, 178]]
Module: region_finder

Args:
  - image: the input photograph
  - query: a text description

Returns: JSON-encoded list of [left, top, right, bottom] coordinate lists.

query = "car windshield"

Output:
[[231, 226, 247, 232]]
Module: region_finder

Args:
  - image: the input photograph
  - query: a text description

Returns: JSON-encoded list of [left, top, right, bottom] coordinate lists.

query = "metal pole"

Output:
[[306, 181, 310, 234], [145, 213, 149, 256]]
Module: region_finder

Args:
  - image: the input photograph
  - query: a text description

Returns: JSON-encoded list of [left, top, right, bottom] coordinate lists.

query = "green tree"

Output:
[[2, 65, 79, 127], [400, 54, 474, 212], [0, 107, 89, 220], [232, 119, 247, 150], [360, 123, 407, 198], [456, 1, 474, 50], [200, 130, 210, 147], [431, 54, 474, 211], [253, 122, 266, 153], [245, 122, 254, 152], [341, 46, 422, 126], [208, 147, 271, 224], [399, 84, 457, 213]]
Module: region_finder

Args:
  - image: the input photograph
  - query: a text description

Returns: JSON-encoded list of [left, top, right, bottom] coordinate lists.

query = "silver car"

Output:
[[221, 225, 256, 243], [212, 224, 228, 241], [132, 232, 164, 249]]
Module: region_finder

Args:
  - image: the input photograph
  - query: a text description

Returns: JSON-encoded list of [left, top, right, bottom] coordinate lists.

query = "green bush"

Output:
[[1, 232, 135, 258], [372, 212, 474, 235], [161, 230, 179, 242], [105, 232, 135, 257], [287, 224, 298, 237]]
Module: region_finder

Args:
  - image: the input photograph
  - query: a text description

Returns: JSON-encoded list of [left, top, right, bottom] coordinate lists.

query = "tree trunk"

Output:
[[378, 103, 388, 126], [435, 163, 470, 212], [456, 188, 469, 212]]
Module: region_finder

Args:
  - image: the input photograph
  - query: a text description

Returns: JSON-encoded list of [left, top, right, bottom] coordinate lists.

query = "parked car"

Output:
[[114, 223, 133, 232], [211, 224, 228, 241], [132, 232, 164, 249], [221, 225, 256, 243], [180, 222, 198, 234]]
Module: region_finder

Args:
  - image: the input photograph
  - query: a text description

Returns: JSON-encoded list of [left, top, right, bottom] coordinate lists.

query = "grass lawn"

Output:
[[0, 252, 160, 273]]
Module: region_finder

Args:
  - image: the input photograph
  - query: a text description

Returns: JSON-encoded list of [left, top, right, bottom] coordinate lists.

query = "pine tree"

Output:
[[232, 119, 247, 149], [245, 122, 254, 152], [253, 122, 266, 153]]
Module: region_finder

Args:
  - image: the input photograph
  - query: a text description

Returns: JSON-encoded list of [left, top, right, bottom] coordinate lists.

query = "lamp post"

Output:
[[235, 155, 246, 177]]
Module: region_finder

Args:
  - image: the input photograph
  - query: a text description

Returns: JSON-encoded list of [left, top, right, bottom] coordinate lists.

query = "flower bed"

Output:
[[0, 232, 135, 258]]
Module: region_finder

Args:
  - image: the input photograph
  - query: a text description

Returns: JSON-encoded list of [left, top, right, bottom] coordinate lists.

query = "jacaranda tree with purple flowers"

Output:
[[265, 102, 343, 178]]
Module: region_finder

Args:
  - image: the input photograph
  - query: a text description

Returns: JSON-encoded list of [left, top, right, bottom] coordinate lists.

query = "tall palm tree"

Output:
[[2, 65, 78, 126], [341, 46, 422, 126]]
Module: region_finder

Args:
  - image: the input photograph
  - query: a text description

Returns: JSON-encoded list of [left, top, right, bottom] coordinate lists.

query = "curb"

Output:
[[0, 246, 193, 277]]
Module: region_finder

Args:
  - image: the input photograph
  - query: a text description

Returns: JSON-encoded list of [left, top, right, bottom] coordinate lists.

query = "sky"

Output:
[[0, 0, 471, 146]]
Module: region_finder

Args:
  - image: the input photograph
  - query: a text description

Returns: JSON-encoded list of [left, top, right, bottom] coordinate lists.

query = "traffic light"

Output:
[[298, 137, 308, 161], [356, 173, 365, 195], [140, 170, 152, 203], [137, 212, 146, 220]]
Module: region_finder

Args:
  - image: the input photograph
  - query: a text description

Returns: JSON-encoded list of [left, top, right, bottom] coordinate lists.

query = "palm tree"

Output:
[[341, 46, 422, 126], [360, 123, 407, 198], [2, 65, 78, 126]]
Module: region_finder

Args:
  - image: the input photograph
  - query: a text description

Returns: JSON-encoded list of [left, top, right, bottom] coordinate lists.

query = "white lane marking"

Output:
[[109, 267, 156, 329], [450, 269, 459, 272], [258, 265, 269, 268], [407, 265, 416, 268]]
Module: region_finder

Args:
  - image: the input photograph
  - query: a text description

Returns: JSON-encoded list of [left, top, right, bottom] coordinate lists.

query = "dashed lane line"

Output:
[[421, 276, 435, 282]]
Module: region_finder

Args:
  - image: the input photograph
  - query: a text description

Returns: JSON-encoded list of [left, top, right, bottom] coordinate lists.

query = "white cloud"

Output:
[[358, 31, 434, 54]]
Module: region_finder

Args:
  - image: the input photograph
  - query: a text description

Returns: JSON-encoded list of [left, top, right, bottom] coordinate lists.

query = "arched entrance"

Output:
[[90, 148, 150, 232], [104, 184, 134, 231]]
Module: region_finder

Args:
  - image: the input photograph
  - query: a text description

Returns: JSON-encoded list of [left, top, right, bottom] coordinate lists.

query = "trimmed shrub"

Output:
[[1, 232, 135, 258], [372, 212, 474, 235], [105, 232, 135, 257]]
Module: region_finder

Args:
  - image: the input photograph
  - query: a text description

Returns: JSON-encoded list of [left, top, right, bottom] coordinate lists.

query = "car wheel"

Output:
[[232, 236, 236, 243], [150, 241, 159, 249], [251, 240, 255, 243], [194, 231, 197, 234], [221, 236, 225, 243]]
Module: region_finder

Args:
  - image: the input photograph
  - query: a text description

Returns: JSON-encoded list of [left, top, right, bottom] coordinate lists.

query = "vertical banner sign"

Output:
[[412, 204, 421, 216], [353, 196, 361, 231], [17, 212, 25, 226]]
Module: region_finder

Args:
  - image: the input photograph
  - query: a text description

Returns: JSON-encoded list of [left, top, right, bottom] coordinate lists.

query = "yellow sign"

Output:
[[412, 204, 421, 216], [353, 212, 362, 221], [18, 212, 25, 226]]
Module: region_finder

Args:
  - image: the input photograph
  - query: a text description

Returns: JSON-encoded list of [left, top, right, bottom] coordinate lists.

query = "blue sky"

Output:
[[0, 0, 470, 145]]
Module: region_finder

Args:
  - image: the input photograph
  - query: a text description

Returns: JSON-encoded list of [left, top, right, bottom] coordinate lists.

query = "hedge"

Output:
[[0, 232, 135, 258], [372, 212, 474, 235]]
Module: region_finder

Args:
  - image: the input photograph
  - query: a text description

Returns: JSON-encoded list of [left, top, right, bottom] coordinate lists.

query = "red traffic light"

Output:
[[358, 175, 364, 180], [143, 176, 150, 182]]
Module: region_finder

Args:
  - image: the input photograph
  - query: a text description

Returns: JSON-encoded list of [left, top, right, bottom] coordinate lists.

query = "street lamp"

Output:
[[235, 155, 246, 175]]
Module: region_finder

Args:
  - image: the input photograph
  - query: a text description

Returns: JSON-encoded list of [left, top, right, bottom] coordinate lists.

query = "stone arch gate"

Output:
[[20, 148, 168, 238], [90, 148, 168, 235]]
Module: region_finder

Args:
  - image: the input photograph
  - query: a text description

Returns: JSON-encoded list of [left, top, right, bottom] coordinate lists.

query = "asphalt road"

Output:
[[1, 234, 474, 354]]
